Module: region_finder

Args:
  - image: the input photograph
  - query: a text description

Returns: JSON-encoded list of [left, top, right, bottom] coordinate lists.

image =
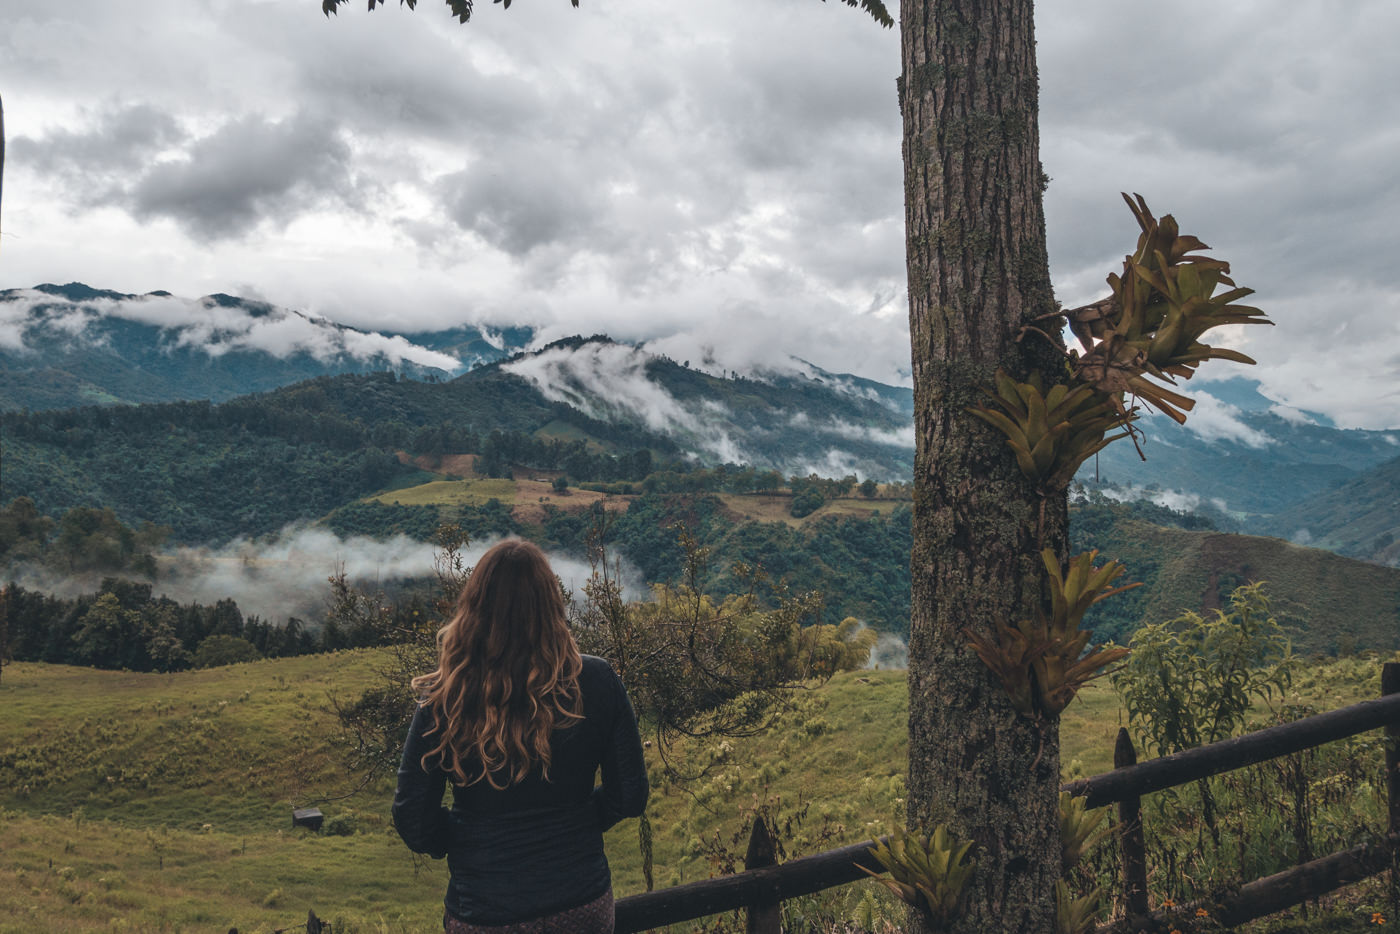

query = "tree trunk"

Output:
[[901, 2, 1067, 932]]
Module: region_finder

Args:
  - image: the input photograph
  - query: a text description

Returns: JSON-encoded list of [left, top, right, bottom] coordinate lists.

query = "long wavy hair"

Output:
[[411, 539, 583, 789]]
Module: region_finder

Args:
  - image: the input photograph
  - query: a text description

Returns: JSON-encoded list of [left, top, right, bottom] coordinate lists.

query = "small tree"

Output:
[[1113, 581, 1295, 831], [1114, 582, 1294, 757], [570, 525, 858, 771], [191, 633, 263, 668]]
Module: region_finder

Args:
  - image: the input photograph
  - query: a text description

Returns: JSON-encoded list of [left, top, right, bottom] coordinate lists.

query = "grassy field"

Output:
[[363, 479, 895, 531], [369, 478, 518, 509], [1, 653, 1394, 933]]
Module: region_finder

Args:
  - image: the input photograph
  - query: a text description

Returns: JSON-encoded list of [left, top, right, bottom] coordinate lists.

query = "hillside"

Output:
[[10, 283, 1400, 554], [0, 338, 914, 544], [1257, 453, 1400, 566], [1089, 412, 1400, 522], [329, 482, 1400, 653], [1, 652, 1391, 933], [1074, 511, 1400, 652], [0, 655, 1114, 932]]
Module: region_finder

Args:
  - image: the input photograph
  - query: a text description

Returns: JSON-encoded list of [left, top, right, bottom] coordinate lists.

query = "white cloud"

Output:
[[817, 419, 915, 448], [1180, 393, 1275, 448], [1268, 404, 1317, 426], [2, 290, 463, 371], [503, 341, 750, 463], [6, 526, 640, 628], [1093, 483, 1226, 517]]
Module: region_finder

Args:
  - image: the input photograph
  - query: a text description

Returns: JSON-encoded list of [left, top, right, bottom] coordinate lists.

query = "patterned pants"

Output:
[[443, 890, 615, 934]]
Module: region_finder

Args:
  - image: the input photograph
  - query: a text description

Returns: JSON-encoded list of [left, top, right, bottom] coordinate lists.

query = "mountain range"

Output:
[[0, 282, 533, 411], [3, 283, 1399, 568]]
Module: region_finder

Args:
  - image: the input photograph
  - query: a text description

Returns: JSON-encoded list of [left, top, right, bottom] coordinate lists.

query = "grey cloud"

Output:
[[440, 156, 604, 257], [291, 21, 551, 144], [4, 0, 1399, 431], [15, 105, 364, 242], [13, 102, 186, 200], [127, 112, 359, 241], [1041, 2, 1400, 307]]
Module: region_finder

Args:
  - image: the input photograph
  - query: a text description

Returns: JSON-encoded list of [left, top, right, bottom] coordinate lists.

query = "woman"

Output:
[[394, 539, 649, 932]]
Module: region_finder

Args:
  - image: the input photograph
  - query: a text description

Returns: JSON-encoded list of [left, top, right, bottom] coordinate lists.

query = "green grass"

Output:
[[368, 478, 517, 508], [532, 420, 610, 450], [3, 653, 1396, 932]]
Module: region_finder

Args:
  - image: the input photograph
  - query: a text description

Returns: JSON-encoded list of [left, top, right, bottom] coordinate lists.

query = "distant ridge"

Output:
[[1258, 453, 1400, 566], [0, 282, 533, 411]]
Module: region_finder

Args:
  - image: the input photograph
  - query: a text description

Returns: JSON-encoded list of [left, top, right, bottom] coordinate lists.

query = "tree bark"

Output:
[[901, 2, 1067, 932]]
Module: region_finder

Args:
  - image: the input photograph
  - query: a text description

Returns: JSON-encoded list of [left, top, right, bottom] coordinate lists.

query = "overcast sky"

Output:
[[3, 0, 1398, 427]]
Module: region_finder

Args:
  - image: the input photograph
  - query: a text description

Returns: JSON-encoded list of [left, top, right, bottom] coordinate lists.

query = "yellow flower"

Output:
[[1372, 912, 1386, 925]]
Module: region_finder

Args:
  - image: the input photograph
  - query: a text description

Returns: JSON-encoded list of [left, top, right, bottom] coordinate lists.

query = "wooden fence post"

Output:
[[744, 816, 780, 934], [1115, 727, 1149, 921]]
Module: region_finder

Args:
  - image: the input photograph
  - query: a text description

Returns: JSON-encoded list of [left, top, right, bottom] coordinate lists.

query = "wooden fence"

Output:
[[614, 662, 1400, 933]]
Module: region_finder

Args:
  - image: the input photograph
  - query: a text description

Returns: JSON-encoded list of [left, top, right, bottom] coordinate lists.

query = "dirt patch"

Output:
[[511, 480, 632, 527], [397, 452, 479, 477], [435, 454, 479, 478]]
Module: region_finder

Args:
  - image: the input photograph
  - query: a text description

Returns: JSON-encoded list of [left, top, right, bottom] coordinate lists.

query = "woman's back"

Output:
[[391, 540, 647, 930], [396, 656, 647, 924]]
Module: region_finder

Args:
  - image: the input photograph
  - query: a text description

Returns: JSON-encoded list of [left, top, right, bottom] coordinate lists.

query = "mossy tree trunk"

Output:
[[900, 2, 1068, 932]]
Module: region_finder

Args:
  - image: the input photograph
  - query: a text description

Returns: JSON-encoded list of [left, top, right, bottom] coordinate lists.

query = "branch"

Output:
[[323, 0, 891, 27]]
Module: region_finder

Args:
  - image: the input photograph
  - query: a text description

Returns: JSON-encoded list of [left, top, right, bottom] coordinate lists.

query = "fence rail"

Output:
[[614, 662, 1400, 933], [1062, 689, 1400, 808]]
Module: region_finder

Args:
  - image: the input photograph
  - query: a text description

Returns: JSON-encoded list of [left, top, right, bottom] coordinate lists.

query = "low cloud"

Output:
[[7, 526, 639, 629], [1179, 393, 1275, 448], [504, 342, 751, 463], [817, 419, 914, 449], [1, 289, 462, 371], [1268, 403, 1317, 426], [866, 631, 908, 670], [1093, 483, 1228, 517]]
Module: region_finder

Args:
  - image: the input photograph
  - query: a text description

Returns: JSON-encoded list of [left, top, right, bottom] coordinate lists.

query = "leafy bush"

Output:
[[1113, 581, 1294, 757], [191, 634, 263, 669]]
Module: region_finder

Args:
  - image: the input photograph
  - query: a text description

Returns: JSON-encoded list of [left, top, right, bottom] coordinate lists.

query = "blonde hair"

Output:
[[411, 539, 583, 788]]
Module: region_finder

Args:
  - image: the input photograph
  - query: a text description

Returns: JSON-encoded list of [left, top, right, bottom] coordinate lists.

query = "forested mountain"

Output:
[[8, 283, 1400, 540], [1069, 495, 1400, 651], [1087, 376, 1400, 520], [0, 336, 914, 544], [0, 282, 533, 411], [1257, 453, 1400, 566], [6, 285, 1400, 650]]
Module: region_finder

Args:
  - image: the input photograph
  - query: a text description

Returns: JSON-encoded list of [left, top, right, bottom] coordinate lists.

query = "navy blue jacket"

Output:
[[393, 655, 648, 924]]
